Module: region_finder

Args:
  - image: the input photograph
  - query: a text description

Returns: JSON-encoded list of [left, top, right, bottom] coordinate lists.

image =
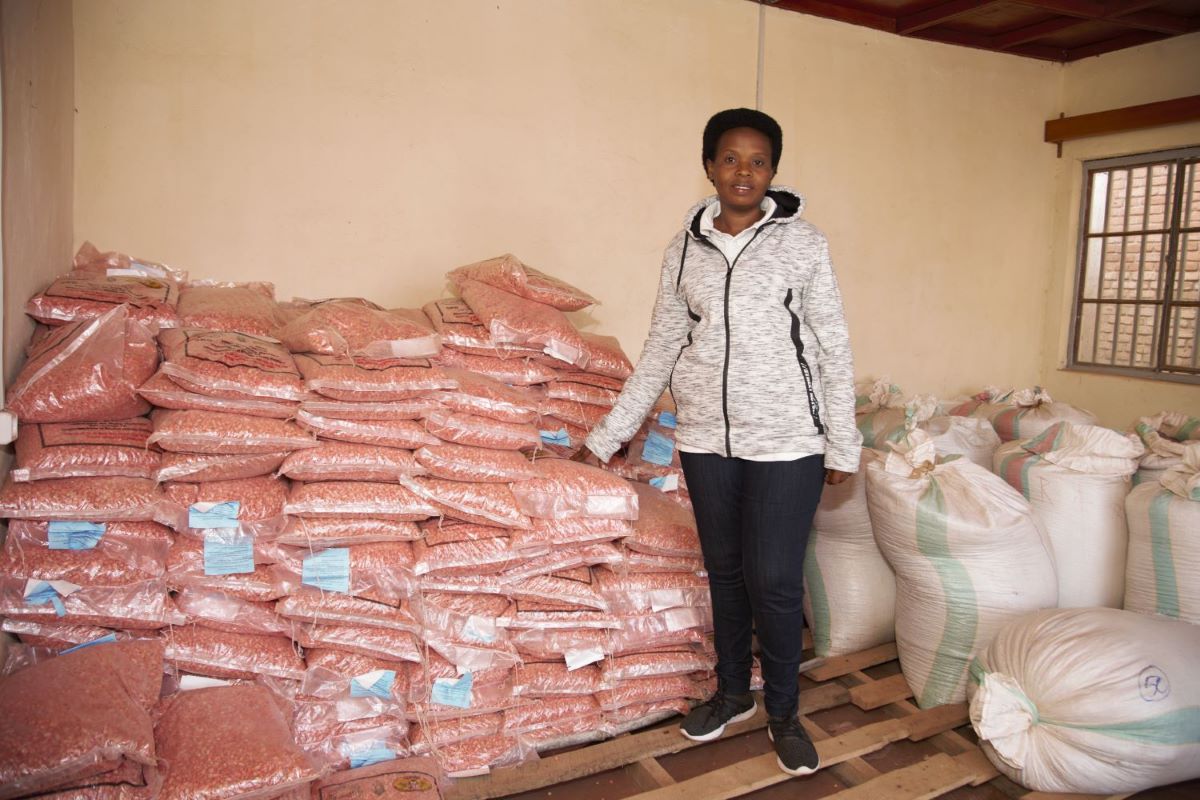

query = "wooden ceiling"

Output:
[[760, 0, 1200, 61]]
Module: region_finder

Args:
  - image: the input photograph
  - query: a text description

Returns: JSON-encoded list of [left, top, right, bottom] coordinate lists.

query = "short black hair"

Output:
[[702, 108, 782, 171]]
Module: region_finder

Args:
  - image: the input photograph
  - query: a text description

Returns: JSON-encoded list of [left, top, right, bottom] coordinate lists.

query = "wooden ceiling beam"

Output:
[[1006, 41, 1073, 60], [991, 16, 1087, 48], [1045, 94, 1200, 142], [1112, 10, 1200, 35], [765, 0, 897, 33], [1064, 29, 1168, 58], [1006, 0, 1197, 33], [896, 0, 1000, 35]]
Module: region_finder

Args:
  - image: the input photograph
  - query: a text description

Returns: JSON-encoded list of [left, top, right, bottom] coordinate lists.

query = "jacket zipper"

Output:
[[784, 288, 826, 435]]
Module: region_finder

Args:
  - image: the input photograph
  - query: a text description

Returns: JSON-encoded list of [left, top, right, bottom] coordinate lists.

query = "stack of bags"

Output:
[[0, 246, 718, 783]]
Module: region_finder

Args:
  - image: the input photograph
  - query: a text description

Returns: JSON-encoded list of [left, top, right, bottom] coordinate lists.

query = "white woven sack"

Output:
[[968, 607, 1200, 794], [920, 416, 1000, 469], [1132, 411, 1200, 487], [803, 449, 894, 657], [978, 387, 1098, 443], [1125, 442, 1200, 624], [867, 430, 1057, 708], [993, 422, 1142, 609]]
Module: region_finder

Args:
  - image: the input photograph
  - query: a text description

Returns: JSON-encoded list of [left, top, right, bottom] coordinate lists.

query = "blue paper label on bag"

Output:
[[47, 522, 106, 550], [23, 580, 78, 617], [302, 548, 351, 593], [349, 669, 396, 699], [658, 411, 677, 428], [642, 430, 675, 466], [431, 672, 474, 708], [60, 633, 118, 655], [649, 474, 680, 492], [340, 741, 396, 769], [202, 532, 254, 576], [540, 428, 571, 447], [189, 501, 241, 529]]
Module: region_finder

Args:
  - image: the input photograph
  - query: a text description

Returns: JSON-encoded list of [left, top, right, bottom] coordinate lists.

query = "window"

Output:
[[1070, 146, 1199, 383]]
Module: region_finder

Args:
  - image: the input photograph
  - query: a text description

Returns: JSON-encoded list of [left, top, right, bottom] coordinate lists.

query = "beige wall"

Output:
[[1040, 32, 1200, 428], [2, 0, 74, 389]]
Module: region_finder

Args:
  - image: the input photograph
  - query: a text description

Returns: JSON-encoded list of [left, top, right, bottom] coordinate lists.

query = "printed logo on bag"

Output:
[[1138, 665, 1170, 702]]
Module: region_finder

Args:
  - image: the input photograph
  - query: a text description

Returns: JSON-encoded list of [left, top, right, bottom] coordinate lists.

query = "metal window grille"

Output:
[[1070, 146, 1200, 384]]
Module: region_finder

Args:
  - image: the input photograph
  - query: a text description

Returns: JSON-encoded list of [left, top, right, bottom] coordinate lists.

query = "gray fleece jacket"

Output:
[[586, 187, 862, 473]]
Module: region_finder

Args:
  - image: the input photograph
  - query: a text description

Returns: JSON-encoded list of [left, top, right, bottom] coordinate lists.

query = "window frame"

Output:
[[1066, 145, 1200, 386]]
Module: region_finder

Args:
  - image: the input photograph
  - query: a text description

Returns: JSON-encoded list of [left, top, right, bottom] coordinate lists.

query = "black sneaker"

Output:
[[768, 715, 820, 776], [679, 691, 757, 742]]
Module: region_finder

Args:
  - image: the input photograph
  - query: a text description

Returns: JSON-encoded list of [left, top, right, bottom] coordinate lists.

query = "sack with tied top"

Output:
[[1132, 410, 1200, 486], [866, 429, 1057, 708], [975, 386, 1097, 443]]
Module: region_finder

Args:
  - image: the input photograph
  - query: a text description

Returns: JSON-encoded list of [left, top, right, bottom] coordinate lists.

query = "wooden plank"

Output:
[[1020, 794, 1135, 800], [627, 758, 676, 790], [897, 0, 1000, 35], [849, 672, 913, 710], [1044, 94, 1200, 143], [954, 747, 1001, 786], [821, 753, 974, 800], [806, 713, 882, 786], [804, 642, 898, 682], [767, 0, 897, 33], [904, 703, 970, 742], [991, 16, 1086, 49], [444, 682, 850, 800], [628, 716, 914, 800]]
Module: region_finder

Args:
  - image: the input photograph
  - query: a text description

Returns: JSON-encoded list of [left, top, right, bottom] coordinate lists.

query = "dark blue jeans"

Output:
[[679, 451, 825, 719]]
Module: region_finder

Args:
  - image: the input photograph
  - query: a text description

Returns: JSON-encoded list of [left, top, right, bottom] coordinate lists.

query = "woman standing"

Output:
[[579, 108, 861, 777]]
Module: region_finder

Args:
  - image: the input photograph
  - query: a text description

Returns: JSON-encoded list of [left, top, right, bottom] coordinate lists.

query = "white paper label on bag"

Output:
[[664, 607, 701, 632], [179, 675, 234, 691], [649, 588, 687, 613], [649, 474, 679, 492], [202, 531, 254, 576], [431, 672, 474, 708], [189, 501, 241, 529], [47, 521, 106, 550], [462, 615, 498, 644], [565, 646, 605, 671], [349, 669, 396, 699], [302, 548, 351, 593]]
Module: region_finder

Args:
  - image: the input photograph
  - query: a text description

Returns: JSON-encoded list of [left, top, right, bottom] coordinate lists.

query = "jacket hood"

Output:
[[685, 185, 806, 238]]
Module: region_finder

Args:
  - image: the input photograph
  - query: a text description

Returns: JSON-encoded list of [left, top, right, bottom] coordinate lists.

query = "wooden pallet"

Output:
[[444, 642, 1134, 800]]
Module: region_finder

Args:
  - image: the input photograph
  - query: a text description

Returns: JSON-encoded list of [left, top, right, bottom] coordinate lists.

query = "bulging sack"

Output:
[[148, 409, 319, 455], [296, 409, 440, 449], [436, 369, 540, 424], [436, 347, 558, 386], [1132, 410, 1200, 486], [296, 352, 458, 401], [968, 608, 1200, 794], [448, 253, 598, 312], [867, 430, 1057, 708], [159, 327, 306, 402], [285, 481, 439, 520], [456, 278, 588, 368], [424, 409, 541, 451], [414, 443, 538, 483], [278, 441, 426, 482], [8, 306, 157, 423], [0, 476, 166, 522], [138, 370, 300, 419], [510, 459, 639, 520], [27, 272, 180, 329], [176, 280, 282, 336], [919, 416, 1000, 469], [979, 387, 1098, 443], [1123, 443, 1200, 624], [422, 297, 545, 357], [12, 419, 159, 482], [994, 422, 1141, 608], [277, 297, 440, 358]]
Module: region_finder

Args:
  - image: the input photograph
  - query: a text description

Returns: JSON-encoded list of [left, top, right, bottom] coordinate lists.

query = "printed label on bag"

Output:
[[664, 607, 701, 632], [642, 430, 675, 466], [564, 646, 605, 671], [47, 521, 106, 550], [40, 420, 153, 448], [431, 672, 474, 708], [461, 614, 498, 644], [649, 474, 679, 492], [181, 330, 300, 376], [59, 633, 118, 655], [202, 531, 255, 576], [302, 548, 351, 593], [658, 411, 677, 429], [540, 428, 571, 447], [340, 741, 397, 769], [44, 275, 171, 306], [189, 501, 241, 529], [349, 669, 397, 699]]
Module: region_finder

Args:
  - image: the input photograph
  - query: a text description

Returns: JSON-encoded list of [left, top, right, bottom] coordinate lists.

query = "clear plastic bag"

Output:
[[296, 409, 440, 449], [448, 254, 598, 312], [301, 648, 414, 702], [284, 481, 438, 520], [619, 551, 705, 573], [624, 483, 701, 557], [297, 718, 410, 771], [156, 451, 288, 483], [0, 639, 163, 800], [296, 622, 423, 663], [277, 592, 420, 634], [600, 650, 714, 684], [0, 618, 124, 650], [27, 272, 180, 329], [413, 444, 536, 484], [422, 298, 543, 357], [158, 328, 306, 402], [148, 409, 319, 455], [594, 674, 713, 712], [423, 409, 541, 451], [0, 476, 167, 522], [176, 281, 283, 336], [398, 476, 532, 530], [502, 696, 601, 736], [512, 661, 602, 697], [536, 398, 609, 431], [545, 375, 619, 407], [276, 516, 422, 548], [278, 298, 440, 359], [507, 575, 609, 612], [8, 306, 157, 423], [420, 519, 510, 547], [0, 577, 174, 630], [455, 278, 588, 368], [411, 537, 526, 577], [435, 370, 540, 424], [296, 353, 458, 402], [162, 475, 288, 525], [577, 333, 632, 380], [435, 347, 558, 385], [173, 587, 294, 637], [166, 537, 289, 603], [138, 371, 300, 419], [608, 609, 712, 655], [155, 684, 321, 800], [298, 397, 436, 421], [273, 542, 416, 605], [413, 592, 513, 642], [278, 441, 426, 482], [162, 624, 306, 681], [0, 520, 169, 585], [507, 627, 610, 661], [408, 713, 503, 754], [72, 241, 187, 283], [508, 517, 630, 551], [603, 698, 692, 735], [594, 568, 711, 614], [510, 459, 639, 520], [12, 419, 159, 482], [499, 543, 623, 582]]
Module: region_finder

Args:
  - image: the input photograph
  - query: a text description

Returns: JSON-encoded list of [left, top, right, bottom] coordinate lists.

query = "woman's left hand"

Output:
[[824, 469, 851, 486]]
